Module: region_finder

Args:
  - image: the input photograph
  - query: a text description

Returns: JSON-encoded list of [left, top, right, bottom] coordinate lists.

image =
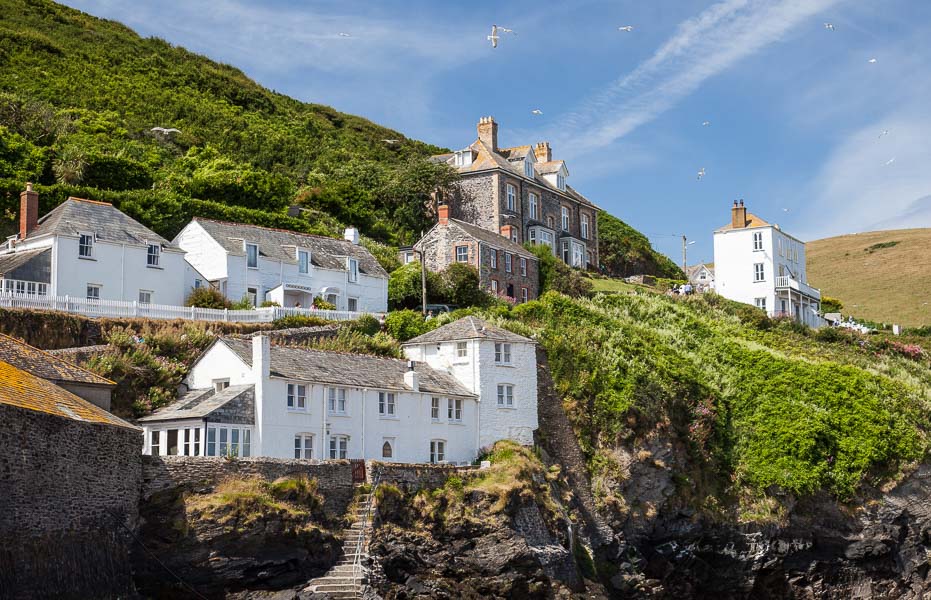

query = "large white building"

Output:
[[0, 185, 196, 305], [713, 201, 822, 327], [174, 218, 388, 313], [140, 317, 539, 463]]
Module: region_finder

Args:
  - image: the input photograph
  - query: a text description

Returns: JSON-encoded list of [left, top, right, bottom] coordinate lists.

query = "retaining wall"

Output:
[[367, 461, 480, 491]]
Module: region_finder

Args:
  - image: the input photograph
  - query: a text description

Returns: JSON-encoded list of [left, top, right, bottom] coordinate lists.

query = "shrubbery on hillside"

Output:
[[597, 212, 684, 279]]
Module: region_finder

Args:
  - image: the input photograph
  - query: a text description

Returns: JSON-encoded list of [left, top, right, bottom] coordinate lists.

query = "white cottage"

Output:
[[713, 200, 822, 327], [140, 317, 539, 463], [0, 185, 196, 305], [174, 219, 388, 313]]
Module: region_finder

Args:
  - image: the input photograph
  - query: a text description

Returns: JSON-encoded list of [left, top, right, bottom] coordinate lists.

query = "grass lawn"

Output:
[[589, 277, 640, 294]]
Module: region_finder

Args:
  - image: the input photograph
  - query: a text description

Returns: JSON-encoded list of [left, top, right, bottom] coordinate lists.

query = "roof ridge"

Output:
[[223, 336, 412, 364], [196, 217, 351, 243], [67, 196, 112, 206]]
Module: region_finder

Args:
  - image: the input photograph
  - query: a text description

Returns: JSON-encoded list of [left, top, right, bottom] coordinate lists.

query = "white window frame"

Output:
[[506, 183, 516, 211], [86, 284, 101, 301], [247, 287, 258, 307], [329, 435, 349, 459], [581, 215, 589, 239], [206, 426, 250, 457], [557, 173, 566, 190], [182, 427, 201, 456], [150, 430, 160, 456], [347, 297, 358, 312], [294, 434, 314, 459], [431, 396, 441, 421], [147, 243, 160, 267], [494, 342, 512, 365], [287, 382, 307, 410], [521, 287, 528, 303], [246, 243, 258, 269], [490, 249, 497, 269], [298, 249, 310, 274], [456, 341, 467, 358], [505, 253, 512, 273], [78, 233, 94, 258], [491, 279, 498, 293], [753, 263, 765, 282], [497, 384, 515, 408], [378, 391, 396, 417], [430, 439, 446, 464], [561, 206, 570, 231], [520, 257, 527, 277], [455, 245, 468, 263], [752, 231, 763, 252], [327, 386, 347, 415], [755, 297, 767, 312], [348, 257, 359, 283], [529, 193, 538, 220], [447, 398, 462, 422], [524, 160, 534, 179], [138, 289, 153, 305], [213, 378, 230, 393]]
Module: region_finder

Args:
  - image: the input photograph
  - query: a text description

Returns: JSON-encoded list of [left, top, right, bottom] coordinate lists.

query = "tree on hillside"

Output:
[[526, 244, 593, 298], [598, 212, 683, 279]]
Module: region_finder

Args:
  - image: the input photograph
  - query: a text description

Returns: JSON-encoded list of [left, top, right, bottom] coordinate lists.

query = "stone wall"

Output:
[[0, 403, 141, 599], [141, 455, 355, 516], [367, 460, 479, 491]]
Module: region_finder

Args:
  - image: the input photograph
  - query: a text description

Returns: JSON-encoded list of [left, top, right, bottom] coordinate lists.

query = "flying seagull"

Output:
[[531, 109, 543, 115], [498, 27, 515, 34], [618, 25, 634, 32], [824, 23, 835, 31], [702, 120, 711, 126], [868, 58, 877, 64], [382, 139, 400, 144], [878, 129, 889, 138], [338, 32, 351, 37], [151, 127, 181, 134], [697, 167, 705, 181], [487, 25, 499, 48], [885, 157, 896, 165]]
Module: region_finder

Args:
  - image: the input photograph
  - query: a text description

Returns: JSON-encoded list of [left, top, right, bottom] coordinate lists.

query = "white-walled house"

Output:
[[174, 218, 388, 313], [140, 317, 539, 463], [713, 201, 822, 327], [0, 185, 193, 305]]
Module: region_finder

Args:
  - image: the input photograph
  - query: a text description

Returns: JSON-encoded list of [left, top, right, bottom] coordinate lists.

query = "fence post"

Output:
[[224, 308, 228, 322], [64, 294, 69, 312], [191, 305, 196, 320], [133, 300, 138, 317]]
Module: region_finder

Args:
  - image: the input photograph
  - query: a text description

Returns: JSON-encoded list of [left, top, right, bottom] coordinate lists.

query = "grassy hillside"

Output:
[[808, 228, 931, 327]]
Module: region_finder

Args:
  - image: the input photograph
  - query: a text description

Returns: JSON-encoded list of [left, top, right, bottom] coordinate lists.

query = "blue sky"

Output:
[[65, 0, 931, 265]]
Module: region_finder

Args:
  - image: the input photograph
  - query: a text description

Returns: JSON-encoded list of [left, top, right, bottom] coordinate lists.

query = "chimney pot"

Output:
[[343, 227, 360, 245], [438, 204, 450, 225], [533, 142, 552, 162], [731, 199, 748, 229], [19, 182, 39, 240]]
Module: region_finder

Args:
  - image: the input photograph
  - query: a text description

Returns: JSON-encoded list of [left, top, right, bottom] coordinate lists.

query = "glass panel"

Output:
[[207, 428, 216, 456], [167, 429, 179, 455], [231, 429, 240, 456], [194, 428, 201, 456], [242, 430, 250, 457]]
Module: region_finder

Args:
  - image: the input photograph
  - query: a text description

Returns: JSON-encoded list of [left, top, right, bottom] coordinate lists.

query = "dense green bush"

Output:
[[387, 261, 442, 309], [526, 244, 592, 298], [597, 212, 684, 279], [348, 314, 382, 336], [441, 262, 492, 308], [384, 309, 437, 342], [820, 295, 844, 314], [185, 287, 231, 309]]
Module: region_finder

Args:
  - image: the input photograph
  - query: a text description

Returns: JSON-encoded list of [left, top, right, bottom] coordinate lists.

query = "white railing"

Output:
[[0, 289, 380, 323], [774, 276, 821, 300]]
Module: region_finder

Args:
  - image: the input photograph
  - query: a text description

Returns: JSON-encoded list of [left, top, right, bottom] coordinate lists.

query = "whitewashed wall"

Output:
[[186, 342, 252, 389], [174, 222, 230, 282]]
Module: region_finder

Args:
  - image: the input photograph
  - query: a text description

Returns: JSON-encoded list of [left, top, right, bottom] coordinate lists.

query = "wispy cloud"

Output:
[[552, 0, 842, 158]]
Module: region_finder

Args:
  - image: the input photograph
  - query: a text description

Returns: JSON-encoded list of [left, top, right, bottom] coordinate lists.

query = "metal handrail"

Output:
[[349, 474, 381, 582]]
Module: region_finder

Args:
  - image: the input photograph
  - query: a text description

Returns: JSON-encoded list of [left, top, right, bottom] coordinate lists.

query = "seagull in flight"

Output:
[[878, 129, 889, 139], [531, 109, 543, 115], [337, 32, 351, 37], [885, 157, 896, 165], [824, 23, 835, 31], [697, 168, 705, 181], [151, 127, 181, 134], [618, 25, 634, 32], [868, 58, 877, 64], [702, 120, 711, 127], [498, 27, 515, 34], [487, 25, 499, 48], [382, 139, 400, 144]]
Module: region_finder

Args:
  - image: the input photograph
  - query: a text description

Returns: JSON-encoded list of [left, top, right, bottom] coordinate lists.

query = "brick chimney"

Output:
[[534, 142, 551, 162], [500, 224, 515, 241], [477, 116, 498, 151], [438, 204, 449, 225], [20, 182, 38, 240], [731, 199, 748, 229]]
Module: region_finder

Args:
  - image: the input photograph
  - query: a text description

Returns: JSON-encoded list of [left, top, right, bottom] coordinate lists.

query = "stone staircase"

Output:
[[304, 491, 374, 599]]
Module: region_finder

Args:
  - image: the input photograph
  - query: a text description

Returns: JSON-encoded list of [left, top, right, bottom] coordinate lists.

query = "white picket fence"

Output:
[[0, 291, 378, 323]]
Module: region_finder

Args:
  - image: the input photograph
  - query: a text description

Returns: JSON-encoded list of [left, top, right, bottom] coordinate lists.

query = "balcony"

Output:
[[774, 276, 821, 301]]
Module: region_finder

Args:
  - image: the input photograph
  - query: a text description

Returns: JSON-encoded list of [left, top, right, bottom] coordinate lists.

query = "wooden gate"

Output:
[[350, 459, 366, 484]]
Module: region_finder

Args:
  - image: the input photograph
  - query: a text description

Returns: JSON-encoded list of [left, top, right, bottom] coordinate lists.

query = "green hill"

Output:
[[0, 0, 679, 277], [808, 228, 931, 327]]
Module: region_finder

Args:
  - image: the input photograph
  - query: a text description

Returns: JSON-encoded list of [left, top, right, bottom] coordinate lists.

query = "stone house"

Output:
[[0, 332, 115, 410], [140, 316, 538, 464], [415, 205, 540, 302], [713, 200, 822, 327], [431, 116, 600, 269], [174, 218, 388, 313], [0, 184, 202, 305], [0, 359, 140, 598]]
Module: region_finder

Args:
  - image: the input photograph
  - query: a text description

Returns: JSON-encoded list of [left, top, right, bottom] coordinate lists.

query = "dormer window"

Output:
[[454, 150, 473, 167], [78, 233, 94, 258], [298, 249, 309, 274], [557, 173, 566, 191], [246, 243, 258, 269], [524, 160, 534, 178]]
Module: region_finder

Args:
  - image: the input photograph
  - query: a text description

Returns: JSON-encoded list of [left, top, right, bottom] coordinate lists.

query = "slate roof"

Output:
[[27, 198, 175, 248], [434, 140, 598, 209], [686, 264, 715, 280], [138, 384, 254, 422], [0, 360, 135, 429], [437, 219, 539, 261], [403, 316, 534, 345], [220, 337, 476, 398], [0, 333, 114, 387], [0, 248, 49, 276], [716, 213, 772, 232], [190, 218, 388, 278]]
